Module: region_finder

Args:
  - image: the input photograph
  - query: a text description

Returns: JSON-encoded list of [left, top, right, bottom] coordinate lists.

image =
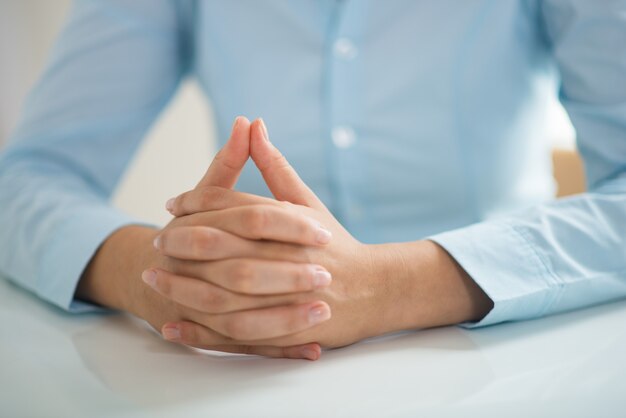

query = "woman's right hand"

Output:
[[77, 117, 330, 360]]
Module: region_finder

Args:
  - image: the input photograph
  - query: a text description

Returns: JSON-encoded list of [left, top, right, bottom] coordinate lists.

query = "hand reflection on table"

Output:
[[2, 277, 624, 417], [70, 315, 493, 411], [69, 299, 626, 416]]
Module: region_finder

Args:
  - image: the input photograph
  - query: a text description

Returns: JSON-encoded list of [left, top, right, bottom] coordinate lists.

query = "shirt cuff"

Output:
[[37, 205, 153, 313], [428, 221, 559, 328]]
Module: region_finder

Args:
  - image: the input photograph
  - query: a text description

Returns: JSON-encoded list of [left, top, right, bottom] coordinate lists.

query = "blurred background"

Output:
[[0, 0, 214, 226], [0, 1, 582, 227]]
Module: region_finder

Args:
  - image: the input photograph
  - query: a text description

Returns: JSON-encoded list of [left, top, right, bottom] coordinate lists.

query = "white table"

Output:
[[1, 277, 624, 418]]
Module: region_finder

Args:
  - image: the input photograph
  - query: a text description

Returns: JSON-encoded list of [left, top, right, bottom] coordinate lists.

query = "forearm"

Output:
[[372, 240, 493, 334], [77, 225, 492, 337], [76, 225, 160, 313]]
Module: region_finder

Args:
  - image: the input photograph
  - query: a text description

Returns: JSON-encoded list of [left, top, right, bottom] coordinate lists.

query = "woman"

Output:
[[1, 1, 625, 360]]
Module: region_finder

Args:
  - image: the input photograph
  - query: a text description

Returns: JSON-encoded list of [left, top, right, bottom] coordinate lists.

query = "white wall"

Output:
[[112, 80, 215, 226], [0, 1, 71, 146], [0, 2, 575, 225]]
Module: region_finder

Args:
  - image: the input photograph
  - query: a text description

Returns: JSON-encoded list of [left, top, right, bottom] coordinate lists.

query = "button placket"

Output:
[[326, 2, 366, 227]]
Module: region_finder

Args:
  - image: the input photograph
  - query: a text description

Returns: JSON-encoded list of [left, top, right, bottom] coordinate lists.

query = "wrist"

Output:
[[368, 240, 493, 334], [76, 225, 160, 314]]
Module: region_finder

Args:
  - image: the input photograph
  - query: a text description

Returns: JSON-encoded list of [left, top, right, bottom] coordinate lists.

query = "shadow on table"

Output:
[[460, 297, 626, 347], [70, 315, 494, 410]]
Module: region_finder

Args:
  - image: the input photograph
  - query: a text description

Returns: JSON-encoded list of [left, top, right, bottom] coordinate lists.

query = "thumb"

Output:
[[250, 118, 324, 210], [195, 116, 251, 189]]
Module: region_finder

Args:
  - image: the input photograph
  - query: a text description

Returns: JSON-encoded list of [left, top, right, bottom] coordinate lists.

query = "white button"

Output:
[[332, 126, 356, 149], [333, 38, 358, 60]]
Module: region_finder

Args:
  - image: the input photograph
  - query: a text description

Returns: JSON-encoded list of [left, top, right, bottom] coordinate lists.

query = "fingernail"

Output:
[[153, 235, 162, 250], [259, 118, 270, 142], [141, 269, 158, 288], [315, 225, 332, 245], [163, 325, 181, 341], [165, 198, 175, 213], [301, 346, 320, 361], [232, 116, 242, 130], [312, 267, 332, 288], [308, 303, 331, 325]]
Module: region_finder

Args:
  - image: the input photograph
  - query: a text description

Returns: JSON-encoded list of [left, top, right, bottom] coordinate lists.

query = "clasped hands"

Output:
[[140, 117, 403, 360]]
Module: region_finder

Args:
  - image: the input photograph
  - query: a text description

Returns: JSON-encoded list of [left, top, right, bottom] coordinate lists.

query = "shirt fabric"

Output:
[[0, 0, 625, 327]]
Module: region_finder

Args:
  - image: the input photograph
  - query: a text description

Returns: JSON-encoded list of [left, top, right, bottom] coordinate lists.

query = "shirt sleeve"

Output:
[[429, 0, 626, 328], [0, 0, 191, 312]]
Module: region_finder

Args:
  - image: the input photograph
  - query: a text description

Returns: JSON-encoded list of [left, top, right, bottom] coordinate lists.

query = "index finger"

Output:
[[185, 205, 333, 246], [195, 116, 250, 189], [167, 186, 283, 217]]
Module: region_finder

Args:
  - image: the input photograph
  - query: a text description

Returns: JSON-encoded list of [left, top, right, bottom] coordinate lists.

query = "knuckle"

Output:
[[174, 192, 193, 211], [172, 302, 187, 317], [213, 149, 224, 161], [269, 243, 312, 263], [276, 208, 308, 237], [164, 257, 183, 272], [215, 149, 239, 171], [156, 273, 173, 295], [200, 286, 228, 313], [222, 317, 249, 340], [288, 307, 310, 333], [244, 207, 269, 238], [278, 200, 293, 210], [295, 266, 313, 290], [229, 261, 255, 293], [294, 216, 312, 238], [292, 246, 313, 264], [168, 213, 191, 227], [272, 152, 290, 169], [200, 186, 224, 207], [156, 232, 168, 251], [179, 323, 197, 343], [199, 190, 213, 208], [191, 228, 219, 256]]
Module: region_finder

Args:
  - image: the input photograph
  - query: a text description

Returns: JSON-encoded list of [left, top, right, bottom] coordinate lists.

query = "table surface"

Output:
[[1, 277, 625, 418]]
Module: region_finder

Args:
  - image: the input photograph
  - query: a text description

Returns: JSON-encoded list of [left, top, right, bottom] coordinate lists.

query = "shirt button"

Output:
[[333, 38, 358, 60], [332, 126, 357, 149]]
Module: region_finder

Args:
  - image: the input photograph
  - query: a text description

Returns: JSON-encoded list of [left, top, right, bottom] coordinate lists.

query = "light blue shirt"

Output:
[[1, 0, 625, 327]]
